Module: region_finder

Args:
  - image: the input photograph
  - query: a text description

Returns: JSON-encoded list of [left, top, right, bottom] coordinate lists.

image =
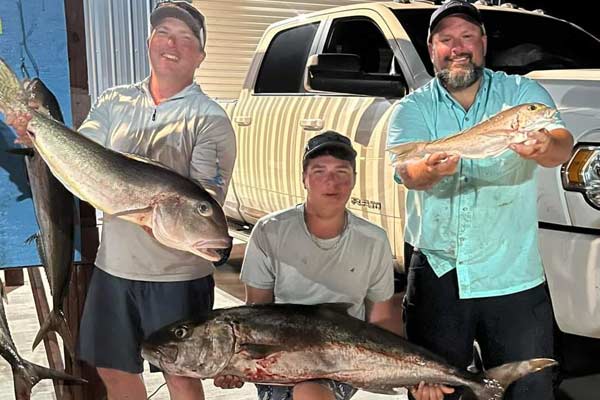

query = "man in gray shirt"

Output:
[[216, 131, 399, 400], [8, 2, 236, 399]]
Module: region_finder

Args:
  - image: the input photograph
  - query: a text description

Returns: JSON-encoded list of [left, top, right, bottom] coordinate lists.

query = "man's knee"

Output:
[[97, 367, 146, 399], [97, 367, 141, 386], [164, 373, 205, 398]]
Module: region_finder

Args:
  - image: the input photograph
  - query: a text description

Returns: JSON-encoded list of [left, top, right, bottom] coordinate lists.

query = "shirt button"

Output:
[[465, 117, 469, 121]]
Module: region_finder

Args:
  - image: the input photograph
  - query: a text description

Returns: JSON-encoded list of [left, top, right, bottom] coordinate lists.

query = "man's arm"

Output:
[[366, 298, 402, 336], [190, 106, 236, 205], [397, 153, 460, 190], [245, 285, 274, 304], [510, 127, 573, 167]]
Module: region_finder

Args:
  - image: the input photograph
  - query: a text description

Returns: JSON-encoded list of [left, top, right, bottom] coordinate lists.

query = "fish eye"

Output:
[[197, 201, 212, 217], [173, 325, 190, 339], [528, 104, 537, 111]]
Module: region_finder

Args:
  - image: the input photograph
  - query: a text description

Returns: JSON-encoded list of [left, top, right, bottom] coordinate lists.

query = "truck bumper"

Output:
[[539, 225, 600, 339]]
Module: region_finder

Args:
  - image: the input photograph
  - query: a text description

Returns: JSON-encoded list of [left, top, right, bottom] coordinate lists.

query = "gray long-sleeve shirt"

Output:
[[78, 78, 236, 281]]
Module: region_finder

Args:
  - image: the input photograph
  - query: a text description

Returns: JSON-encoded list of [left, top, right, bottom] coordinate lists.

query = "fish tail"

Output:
[[13, 358, 87, 400], [32, 308, 76, 359], [0, 58, 27, 114], [463, 358, 557, 400], [386, 142, 427, 164]]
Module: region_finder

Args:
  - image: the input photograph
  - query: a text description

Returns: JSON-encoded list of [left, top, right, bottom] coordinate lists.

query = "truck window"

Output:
[[324, 17, 404, 80], [255, 23, 319, 94], [393, 8, 600, 76]]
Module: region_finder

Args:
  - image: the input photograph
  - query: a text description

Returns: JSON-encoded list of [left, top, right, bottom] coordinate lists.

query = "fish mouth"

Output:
[[142, 344, 179, 365], [193, 238, 233, 263]]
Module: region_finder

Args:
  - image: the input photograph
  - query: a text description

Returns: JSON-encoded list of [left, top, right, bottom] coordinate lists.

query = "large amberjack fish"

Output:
[[387, 103, 558, 163], [9, 78, 78, 358], [141, 303, 557, 400], [0, 279, 86, 400], [0, 57, 232, 263]]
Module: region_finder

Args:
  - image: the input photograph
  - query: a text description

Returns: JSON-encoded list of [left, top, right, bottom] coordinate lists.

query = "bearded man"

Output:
[[386, 2, 573, 399]]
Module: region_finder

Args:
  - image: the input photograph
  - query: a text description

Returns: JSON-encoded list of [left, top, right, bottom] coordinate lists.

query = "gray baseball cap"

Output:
[[428, 0, 485, 41], [151, 1, 206, 48], [303, 131, 357, 161]]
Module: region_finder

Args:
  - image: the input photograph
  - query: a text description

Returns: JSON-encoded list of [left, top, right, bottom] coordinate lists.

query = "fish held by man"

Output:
[[0, 57, 232, 263], [141, 303, 557, 400], [0, 279, 86, 400], [387, 103, 557, 163], [9, 78, 78, 358]]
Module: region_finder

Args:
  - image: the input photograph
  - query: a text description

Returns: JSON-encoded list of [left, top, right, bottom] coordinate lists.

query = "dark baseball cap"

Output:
[[303, 131, 357, 162], [428, 0, 485, 40], [151, 1, 206, 48]]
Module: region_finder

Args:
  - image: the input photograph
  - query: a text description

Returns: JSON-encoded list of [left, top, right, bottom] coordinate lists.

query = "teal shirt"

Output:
[[387, 69, 565, 299]]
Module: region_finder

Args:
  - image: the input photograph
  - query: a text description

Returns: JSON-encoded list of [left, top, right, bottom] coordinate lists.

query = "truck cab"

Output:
[[221, 0, 600, 388]]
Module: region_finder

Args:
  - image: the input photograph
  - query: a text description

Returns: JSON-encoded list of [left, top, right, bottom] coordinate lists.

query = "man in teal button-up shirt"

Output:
[[387, 2, 573, 400]]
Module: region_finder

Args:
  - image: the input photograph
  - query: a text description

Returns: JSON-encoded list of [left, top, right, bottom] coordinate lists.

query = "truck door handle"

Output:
[[234, 116, 252, 126], [299, 118, 324, 131]]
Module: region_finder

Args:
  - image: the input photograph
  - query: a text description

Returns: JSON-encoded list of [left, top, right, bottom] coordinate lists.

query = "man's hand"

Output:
[[510, 127, 574, 167], [424, 152, 460, 176], [410, 381, 455, 400], [510, 129, 553, 160], [213, 375, 244, 389], [396, 152, 460, 190]]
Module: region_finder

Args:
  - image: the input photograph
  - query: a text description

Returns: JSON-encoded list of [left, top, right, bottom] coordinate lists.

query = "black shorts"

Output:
[[77, 268, 214, 373], [404, 251, 555, 400]]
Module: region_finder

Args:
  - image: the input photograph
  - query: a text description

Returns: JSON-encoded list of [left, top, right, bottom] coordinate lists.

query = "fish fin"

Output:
[[0, 58, 27, 114], [32, 308, 76, 359], [0, 279, 6, 301], [7, 148, 35, 157], [25, 233, 52, 288], [485, 358, 557, 389], [240, 344, 286, 359], [466, 358, 557, 400], [13, 359, 87, 399], [110, 207, 153, 226], [386, 142, 427, 164], [121, 152, 171, 170]]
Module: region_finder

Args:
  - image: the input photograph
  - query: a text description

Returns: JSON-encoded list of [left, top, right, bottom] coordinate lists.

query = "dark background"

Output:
[[485, 0, 599, 39]]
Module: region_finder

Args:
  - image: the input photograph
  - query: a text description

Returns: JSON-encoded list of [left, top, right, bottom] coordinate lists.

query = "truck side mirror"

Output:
[[304, 53, 406, 98]]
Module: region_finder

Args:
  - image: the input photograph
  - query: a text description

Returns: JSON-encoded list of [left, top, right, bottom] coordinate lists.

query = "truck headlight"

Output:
[[562, 144, 600, 209]]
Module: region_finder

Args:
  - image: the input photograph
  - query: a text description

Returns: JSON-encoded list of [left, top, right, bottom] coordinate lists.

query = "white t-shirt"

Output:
[[78, 79, 236, 281], [240, 204, 395, 320]]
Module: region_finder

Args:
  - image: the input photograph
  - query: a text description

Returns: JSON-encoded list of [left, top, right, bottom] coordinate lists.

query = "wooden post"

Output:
[[63, 202, 105, 400], [4, 269, 24, 287], [28, 267, 74, 400]]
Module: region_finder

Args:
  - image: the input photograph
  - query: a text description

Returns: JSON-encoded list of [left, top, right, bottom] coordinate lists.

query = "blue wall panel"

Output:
[[0, 0, 73, 268]]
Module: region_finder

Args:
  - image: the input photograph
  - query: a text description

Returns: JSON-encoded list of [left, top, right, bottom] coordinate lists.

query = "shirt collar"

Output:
[[136, 77, 203, 104]]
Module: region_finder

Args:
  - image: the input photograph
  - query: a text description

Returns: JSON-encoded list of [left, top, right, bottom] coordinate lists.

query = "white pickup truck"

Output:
[[219, 0, 600, 389]]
